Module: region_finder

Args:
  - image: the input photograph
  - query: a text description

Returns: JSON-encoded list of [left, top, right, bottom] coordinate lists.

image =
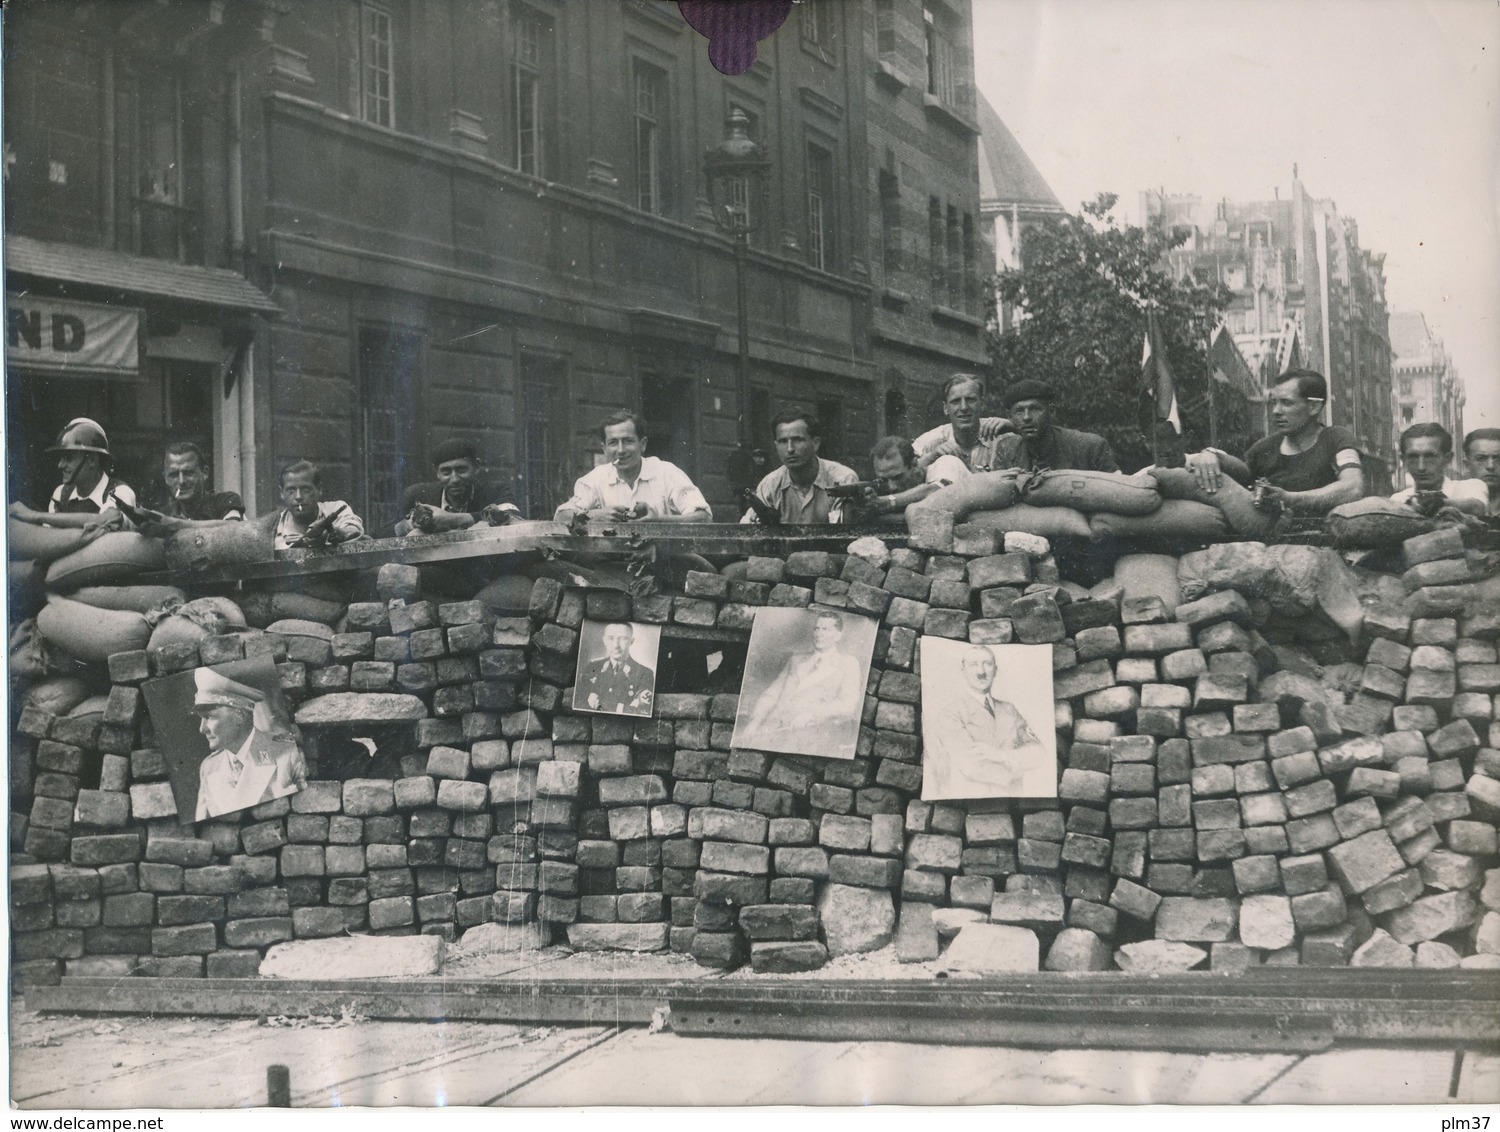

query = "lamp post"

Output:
[[703, 107, 771, 494]]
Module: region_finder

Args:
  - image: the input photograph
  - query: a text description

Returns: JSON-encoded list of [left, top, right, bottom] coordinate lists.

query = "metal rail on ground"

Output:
[[26, 970, 1500, 1052]]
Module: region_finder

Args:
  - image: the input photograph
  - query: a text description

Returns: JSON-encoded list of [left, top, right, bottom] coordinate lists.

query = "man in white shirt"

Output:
[[741, 410, 858, 524], [1390, 422, 1488, 516], [910, 373, 1011, 474], [738, 611, 865, 753], [555, 410, 712, 523], [923, 645, 1051, 800], [191, 667, 306, 820]]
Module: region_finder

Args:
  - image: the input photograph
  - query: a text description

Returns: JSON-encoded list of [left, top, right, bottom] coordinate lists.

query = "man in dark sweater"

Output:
[[395, 439, 521, 535], [989, 379, 1119, 473]]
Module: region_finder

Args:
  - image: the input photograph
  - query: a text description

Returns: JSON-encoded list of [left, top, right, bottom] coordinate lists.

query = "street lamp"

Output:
[[703, 107, 771, 494]]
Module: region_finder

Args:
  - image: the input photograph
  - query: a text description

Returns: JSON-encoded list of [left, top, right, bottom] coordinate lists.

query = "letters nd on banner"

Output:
[[919, 640, 1058, 800], [6, 293, 140, 377]]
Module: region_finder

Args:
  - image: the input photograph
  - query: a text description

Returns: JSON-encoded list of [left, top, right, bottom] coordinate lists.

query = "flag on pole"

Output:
[[1142, 309, 1181, 433]]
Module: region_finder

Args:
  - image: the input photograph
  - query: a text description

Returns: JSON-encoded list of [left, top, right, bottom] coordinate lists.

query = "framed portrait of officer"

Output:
[[732, 606, 878, 760], [572, 620, 662, 718], [919, 640, 1057, 800], [142, 655, 308, 822]]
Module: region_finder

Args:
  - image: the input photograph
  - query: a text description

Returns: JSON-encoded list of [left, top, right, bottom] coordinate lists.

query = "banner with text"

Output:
[[6, 293, 140, 377]]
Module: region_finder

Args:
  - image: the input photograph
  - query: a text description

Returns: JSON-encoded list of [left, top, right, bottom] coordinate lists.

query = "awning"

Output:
[[5, 234, 279, 315]]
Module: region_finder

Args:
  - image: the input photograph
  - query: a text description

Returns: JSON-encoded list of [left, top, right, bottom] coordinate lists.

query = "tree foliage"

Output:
[[987, 194, 1243, 472]]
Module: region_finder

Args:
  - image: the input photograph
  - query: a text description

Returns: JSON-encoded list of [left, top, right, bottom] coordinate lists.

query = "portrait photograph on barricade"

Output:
[[919, 641, 1057, 801], [732, 607, 877, 760], [5, 0, 1500, 1116], [572, 619, 662, 718], [140, 656, 307, 822]]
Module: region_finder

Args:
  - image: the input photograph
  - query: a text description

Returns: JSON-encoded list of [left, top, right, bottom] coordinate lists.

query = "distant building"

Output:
[[1390, 311, 1464, 445], [6, 0, 986, 522], [1141, 171, 1395, 487], [974, 91, 1063, 333]]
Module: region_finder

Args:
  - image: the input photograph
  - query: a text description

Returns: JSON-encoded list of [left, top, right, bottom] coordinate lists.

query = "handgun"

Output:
[[738, 489, 782, 526]]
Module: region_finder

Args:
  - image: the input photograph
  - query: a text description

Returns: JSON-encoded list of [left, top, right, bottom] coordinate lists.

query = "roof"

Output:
[[1389, 310, 1436, 363], [976, 91, 1062, 212], [4, 235, 279, 315]]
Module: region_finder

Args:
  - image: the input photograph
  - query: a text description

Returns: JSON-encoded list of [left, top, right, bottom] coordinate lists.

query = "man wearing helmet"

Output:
[[8, 417, 137, 530]]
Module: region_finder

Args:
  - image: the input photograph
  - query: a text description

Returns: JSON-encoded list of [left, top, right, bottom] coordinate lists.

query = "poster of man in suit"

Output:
[[920, 641, 1057, 800], [572, 620, 662, 717], [142, 655, 308, 821], [732, 607, 877, 760]]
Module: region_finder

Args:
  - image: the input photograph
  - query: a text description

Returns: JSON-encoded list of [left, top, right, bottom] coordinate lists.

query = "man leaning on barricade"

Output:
[[1148, 368, 1367, 538]]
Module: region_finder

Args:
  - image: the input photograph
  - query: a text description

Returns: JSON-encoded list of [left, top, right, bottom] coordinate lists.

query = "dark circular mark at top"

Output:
[[678, 0, 795, 75]]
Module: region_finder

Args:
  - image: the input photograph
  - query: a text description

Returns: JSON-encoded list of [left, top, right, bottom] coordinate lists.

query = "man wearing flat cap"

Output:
[[394, 439, 522, 535], [192, 668, 306, 820], [988, 380, 1119, 474]]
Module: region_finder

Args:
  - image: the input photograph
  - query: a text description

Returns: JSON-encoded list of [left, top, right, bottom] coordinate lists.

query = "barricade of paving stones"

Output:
[[10, 530, 1500, 984]]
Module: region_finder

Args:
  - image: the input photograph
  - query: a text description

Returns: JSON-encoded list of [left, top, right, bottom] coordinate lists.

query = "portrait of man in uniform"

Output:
[[572, 620, 662, 718], [142, 656, 307, 822], [732, 607, 877, 761], [920, 640, 1057, 800]]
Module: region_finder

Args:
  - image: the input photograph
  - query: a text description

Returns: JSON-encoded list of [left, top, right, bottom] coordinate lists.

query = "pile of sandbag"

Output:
[[909, 468, 1238, 550]]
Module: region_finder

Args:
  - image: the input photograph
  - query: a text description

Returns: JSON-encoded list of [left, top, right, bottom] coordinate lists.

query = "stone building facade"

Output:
[[1141, 174, 1395, 489], [6, 1, 985, 528], [1390, 311, 1465, 456]]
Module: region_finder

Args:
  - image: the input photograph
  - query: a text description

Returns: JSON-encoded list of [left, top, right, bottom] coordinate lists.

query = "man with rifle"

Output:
[[272, 459, 367, 550], [741, 410, 858, 525]]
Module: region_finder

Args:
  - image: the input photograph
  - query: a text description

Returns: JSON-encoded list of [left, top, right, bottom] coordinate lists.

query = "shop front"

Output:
[[5, 235, 277, 514]]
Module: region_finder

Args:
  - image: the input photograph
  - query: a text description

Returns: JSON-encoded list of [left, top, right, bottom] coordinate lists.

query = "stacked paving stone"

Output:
[[10, 529, 1500, 984]]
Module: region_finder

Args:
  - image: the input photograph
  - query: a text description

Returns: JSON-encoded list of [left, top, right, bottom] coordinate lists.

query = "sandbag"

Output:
[[9, 619, 50, 681], [1327, 497, 1439, 549], [266, 618, 335, 642], [68, 584, 187, 613], [67, 693, 111, 720], [7, 517, 101, 564], [45, 531, 167, 590], [1112, 553, 1182, 613], [180, 595, 248, 629], [909, 471, 1023, 524], [163, 519, 275, 575], [147, 594, 252, 651], [1145, 467, 1280, 540], [1021, 469, 1162, 516], [956, 504, 1092, 541], [36, 595, 150, 664], [1088, 500, 1232, 543], [1179, 542, 1364, 639], [10, 560, 46, 621], [475, 574, 535, 616], [23, 675, 93, 717], [240, 589, 346, 627]]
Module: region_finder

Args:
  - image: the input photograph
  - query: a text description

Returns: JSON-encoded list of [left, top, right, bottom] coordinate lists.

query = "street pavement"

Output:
[[10, 1004, 1498, 1108]]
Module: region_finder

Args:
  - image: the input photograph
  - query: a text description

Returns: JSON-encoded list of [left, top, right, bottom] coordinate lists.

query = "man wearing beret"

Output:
[[988, 379, 1119, 473], [395, 438, 522, 535], [191, 668, 306, 820]]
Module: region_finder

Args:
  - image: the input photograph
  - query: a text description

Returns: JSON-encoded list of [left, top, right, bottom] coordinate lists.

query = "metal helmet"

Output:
[[47, 418, 111, 457]]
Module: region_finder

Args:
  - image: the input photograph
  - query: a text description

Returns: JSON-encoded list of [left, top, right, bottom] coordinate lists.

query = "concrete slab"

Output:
[[1251, 1046, 1466, 1104], [503, 1028, 1297, 1105], [10, 1008, 610, 1109], [1457, 1049, 1500, 1104]]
